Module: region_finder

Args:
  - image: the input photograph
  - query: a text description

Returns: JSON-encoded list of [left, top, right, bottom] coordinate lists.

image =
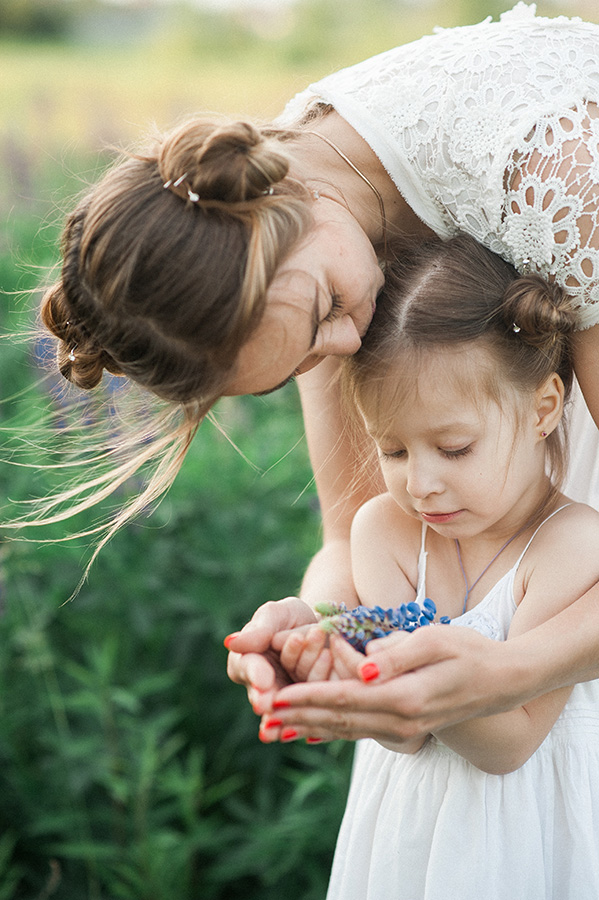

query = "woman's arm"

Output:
[[225, 358, 382, 711], [262, 573, 599, 745], [574, 323, 599, 430], [296, 356, 384, 609], [432, 506, 599, 773]]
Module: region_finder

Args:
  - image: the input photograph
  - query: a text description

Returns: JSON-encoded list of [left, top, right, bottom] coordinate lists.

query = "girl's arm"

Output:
[[432, 504, 599, 774]]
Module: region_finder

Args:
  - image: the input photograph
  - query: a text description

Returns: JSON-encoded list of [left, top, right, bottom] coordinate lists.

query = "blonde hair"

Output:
[[12, 115, 316, 579], [342, 235, 577, 498]]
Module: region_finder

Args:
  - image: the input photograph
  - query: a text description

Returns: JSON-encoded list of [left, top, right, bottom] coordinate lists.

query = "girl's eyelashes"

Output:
[[379, 448, 406, 460], [378, 445, 473, 461], [442, 445, 473, 459]]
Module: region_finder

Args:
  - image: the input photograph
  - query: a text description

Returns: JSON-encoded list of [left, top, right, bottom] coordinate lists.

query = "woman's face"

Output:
[[225, 198, 385, 396]]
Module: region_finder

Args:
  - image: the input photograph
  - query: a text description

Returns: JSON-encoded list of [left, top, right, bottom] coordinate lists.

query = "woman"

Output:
[[41, 4, 599, 740]]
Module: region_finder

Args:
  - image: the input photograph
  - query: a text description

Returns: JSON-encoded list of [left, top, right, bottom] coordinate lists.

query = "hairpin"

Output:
[[68, 346, 77, 362], [512, 323, 521, 333]]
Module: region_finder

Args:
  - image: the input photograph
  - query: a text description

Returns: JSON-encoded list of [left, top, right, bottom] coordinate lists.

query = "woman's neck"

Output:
[[291, 111, 435, 250]]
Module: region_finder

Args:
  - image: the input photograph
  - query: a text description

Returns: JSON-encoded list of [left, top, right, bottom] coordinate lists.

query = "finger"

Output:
[[361, 626, 458, 682], [225, 597, 316, 653], [270, 676, 432, 740], [261, 695, 423, 744], [227, 650, 276, 692], [280, 628, 330, 683], [328, 634, 364, 679], [305, 647, 334, 682]]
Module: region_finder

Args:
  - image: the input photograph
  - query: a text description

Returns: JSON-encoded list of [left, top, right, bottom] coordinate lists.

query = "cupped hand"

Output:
[[258, 625, 517, 745], [225, 596, 318, 715]]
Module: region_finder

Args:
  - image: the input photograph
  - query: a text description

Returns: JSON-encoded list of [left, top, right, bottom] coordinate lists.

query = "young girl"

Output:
[[262, 235, 599, 899]]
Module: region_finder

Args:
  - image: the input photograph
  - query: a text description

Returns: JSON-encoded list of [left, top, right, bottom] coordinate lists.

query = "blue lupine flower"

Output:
[[315, 598, 449, 653]]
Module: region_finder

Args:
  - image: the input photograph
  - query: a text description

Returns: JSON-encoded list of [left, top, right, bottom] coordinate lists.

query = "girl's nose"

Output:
[[406, 459, 443, 500]]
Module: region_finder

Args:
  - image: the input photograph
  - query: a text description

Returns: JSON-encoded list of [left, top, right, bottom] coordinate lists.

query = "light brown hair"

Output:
[[17, 115, 316, 581], [342, 234, 577, 494]]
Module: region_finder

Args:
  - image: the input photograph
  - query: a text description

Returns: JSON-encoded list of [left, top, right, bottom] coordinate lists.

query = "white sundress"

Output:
[[326, 512, 599, 900], [279, 2, 599, 510]]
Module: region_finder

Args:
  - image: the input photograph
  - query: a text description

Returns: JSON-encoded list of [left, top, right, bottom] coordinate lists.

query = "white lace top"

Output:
[[279, 2, 599, 328]]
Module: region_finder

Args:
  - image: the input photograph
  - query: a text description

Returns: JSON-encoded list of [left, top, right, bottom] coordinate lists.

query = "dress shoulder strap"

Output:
[[516, 503, 572, 567], [415, 521, 429, 603]]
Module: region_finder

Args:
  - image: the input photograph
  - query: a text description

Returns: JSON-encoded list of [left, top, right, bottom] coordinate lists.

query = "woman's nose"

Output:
[[318, 316, 363, 358]]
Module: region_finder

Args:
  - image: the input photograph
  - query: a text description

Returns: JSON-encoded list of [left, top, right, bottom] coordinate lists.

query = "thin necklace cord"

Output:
[[455, 523, 531, 616], [306, 130, 388, 258]]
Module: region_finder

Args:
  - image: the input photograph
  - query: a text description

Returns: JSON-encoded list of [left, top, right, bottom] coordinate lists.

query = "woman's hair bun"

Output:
[[41, 282, 123, 391], [501, 274, 577, 351], [159, 119, 290, 203]]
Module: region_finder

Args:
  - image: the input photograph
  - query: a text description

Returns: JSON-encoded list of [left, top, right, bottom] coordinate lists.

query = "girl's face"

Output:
[[225, 197, 385, 396], [362, 346, 552, 542]]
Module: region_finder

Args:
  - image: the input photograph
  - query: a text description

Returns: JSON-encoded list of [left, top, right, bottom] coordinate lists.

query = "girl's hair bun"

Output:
[[159, 119, 290, 204], [501, 274, 577, 352]]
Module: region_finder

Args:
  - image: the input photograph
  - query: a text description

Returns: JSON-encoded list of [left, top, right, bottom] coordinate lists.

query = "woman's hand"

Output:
[[258, 625, 529, 745], [225, 596, 318, 715]]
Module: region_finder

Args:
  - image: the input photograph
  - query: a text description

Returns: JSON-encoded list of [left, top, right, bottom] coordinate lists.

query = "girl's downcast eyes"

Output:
[[379, 445, 474, 461]]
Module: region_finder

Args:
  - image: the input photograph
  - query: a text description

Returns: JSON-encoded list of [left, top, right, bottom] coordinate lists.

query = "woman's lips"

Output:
[[420, 510, 464, 524]]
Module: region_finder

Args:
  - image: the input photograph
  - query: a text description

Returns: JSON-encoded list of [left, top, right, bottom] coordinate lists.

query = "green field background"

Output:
[[0, 1, 596, 897]]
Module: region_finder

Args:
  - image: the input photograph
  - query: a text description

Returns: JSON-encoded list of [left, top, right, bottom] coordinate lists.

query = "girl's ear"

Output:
[[535, 372, 564, 439]]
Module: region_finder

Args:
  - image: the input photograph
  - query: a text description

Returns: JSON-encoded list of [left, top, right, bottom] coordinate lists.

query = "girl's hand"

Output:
[[259, 626, 524, 745], [225, 597, 318, 715], [272, 622, 363, 685]]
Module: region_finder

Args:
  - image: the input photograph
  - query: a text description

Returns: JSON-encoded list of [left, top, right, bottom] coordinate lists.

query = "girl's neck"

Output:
[[442, 480, 564, 611], [292, 111, 435, 249]]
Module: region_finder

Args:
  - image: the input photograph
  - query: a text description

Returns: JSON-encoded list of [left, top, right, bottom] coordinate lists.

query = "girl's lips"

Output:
[[420, 510, 464, 524]]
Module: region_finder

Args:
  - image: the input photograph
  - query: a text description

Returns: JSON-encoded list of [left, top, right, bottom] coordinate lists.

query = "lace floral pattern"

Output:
[[280, 3, 599, 327]]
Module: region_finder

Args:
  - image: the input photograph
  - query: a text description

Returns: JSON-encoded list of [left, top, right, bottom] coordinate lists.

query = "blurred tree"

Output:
[[0, 0, 70, 39]]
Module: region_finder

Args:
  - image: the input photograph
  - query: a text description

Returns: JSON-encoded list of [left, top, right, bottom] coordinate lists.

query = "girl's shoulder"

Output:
[[521, 498, 599, 582], [540, 498, 599, 538], [351, 492, 421, 546]]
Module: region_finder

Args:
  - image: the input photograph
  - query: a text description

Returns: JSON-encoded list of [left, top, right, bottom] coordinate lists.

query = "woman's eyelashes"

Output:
[[323, 292, 343, 323]]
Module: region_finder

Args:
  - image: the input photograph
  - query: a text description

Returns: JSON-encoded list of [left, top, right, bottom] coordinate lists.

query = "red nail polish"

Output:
[[223, 632, 240, 649], [360, 662, 380, 683], [281, 728, 298, 742], [306, 737, 323, 744], [263, 718, 283, 729], [273, 699, 291, 709]]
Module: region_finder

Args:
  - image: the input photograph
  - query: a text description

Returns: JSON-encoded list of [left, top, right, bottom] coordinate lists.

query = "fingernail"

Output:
[[306, 737, 323, 744], [273, 699, 290, 709], [258, 730, 271, 743], [223, 632, 241, 649], [263, 717, 283, 729], [281, 728, 298, 742], [360, 662, 380, 683]]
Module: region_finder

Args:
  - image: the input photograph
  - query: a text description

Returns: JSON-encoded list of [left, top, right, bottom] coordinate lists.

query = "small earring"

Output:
[[541, 431, 548, 438]]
